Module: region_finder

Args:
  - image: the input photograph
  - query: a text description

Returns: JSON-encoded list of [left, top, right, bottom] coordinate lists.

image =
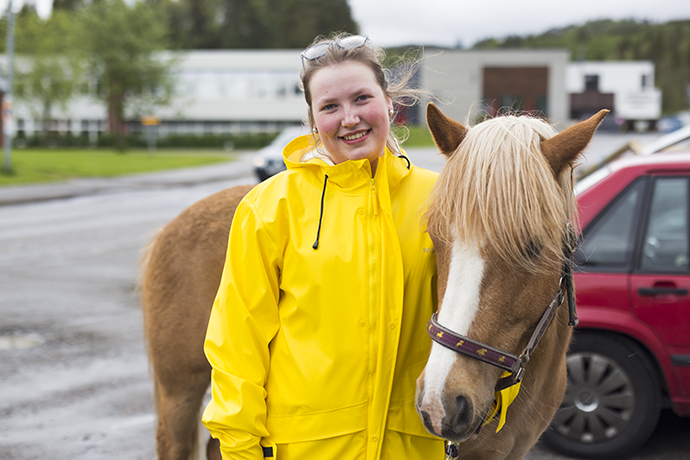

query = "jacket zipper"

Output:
[[366, 178, 382, 458], [367, 179, 378, 381]]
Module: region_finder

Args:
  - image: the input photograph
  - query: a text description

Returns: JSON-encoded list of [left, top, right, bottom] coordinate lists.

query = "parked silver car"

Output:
[[254, 126, 307, 181]]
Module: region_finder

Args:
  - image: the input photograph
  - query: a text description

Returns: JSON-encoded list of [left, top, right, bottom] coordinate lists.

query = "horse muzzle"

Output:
[[416, 386, 485, 443]]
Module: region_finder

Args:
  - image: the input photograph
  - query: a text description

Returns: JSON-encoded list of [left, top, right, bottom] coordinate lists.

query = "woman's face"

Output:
[[309, 61, 393, 170]]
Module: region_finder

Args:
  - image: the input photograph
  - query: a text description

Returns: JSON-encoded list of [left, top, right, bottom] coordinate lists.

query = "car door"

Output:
[[575, 178, 649, 314], [631, 174, 690, 399]]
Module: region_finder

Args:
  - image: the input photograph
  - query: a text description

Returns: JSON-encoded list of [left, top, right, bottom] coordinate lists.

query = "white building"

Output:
[[156, 50, 308, 134], [5, 50, 309, 139], [1, 50, 663, 139], [567, 61, 661, 125]]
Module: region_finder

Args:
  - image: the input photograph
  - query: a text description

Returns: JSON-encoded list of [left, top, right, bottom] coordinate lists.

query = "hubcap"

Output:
[[574, 388, 599, 412], [551, 352, 635, 443]]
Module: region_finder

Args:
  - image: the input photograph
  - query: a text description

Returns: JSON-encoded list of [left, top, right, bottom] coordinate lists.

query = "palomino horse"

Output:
[[416, 104, 607, 459], [141, 104, 607, 460], [141, 185, 253, 460]]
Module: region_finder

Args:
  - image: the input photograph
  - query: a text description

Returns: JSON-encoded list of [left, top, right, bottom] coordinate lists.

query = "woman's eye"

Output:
[[322, 103, 336, 111], [357, 95, 370, 102]]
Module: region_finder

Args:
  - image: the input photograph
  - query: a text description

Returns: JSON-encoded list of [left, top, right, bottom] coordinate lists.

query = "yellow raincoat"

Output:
[[203, 135, 444, 459]]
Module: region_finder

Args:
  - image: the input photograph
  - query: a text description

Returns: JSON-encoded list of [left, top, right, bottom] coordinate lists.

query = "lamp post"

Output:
[[2, 0, 15, 174]]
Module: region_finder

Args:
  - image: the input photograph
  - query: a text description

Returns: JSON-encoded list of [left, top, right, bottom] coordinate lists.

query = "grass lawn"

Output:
[[0, 149, 236, 187], [395, 125, 435, 148], [0, 126, 435, 187]]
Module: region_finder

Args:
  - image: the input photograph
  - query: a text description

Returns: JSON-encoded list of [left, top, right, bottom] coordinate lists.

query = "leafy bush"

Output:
[[13, 131, 278, 150]]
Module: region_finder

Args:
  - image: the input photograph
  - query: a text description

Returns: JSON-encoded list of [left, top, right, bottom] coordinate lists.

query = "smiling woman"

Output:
[[297, 33, 425, 173], [308, 61, 393, 174], [197, 33, 444, 460]]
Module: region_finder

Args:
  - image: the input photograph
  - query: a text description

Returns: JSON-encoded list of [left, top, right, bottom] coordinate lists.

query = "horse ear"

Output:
[[541, 109, 610, 177], [426, 103, 468, 157]]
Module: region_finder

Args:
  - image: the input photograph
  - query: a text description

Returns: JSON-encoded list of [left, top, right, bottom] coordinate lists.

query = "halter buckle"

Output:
[[445, 441, 460, 459], [514, 366, 525, 383]]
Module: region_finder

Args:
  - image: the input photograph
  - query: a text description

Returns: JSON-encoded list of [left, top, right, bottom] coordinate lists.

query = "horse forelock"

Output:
[[426, 115, 576, 274]]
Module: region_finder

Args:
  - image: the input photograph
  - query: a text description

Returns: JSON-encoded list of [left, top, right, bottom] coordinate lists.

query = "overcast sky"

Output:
[[3, 0, 690, 49], [348, 0, 690, 48]]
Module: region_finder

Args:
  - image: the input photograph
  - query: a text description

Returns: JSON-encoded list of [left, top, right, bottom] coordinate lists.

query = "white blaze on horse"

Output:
[[141, 105, 607, 460], [416, 104, 608, 459]]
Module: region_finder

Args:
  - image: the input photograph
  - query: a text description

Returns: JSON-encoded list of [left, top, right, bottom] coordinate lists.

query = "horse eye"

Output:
[[525, 241, 542, 259]]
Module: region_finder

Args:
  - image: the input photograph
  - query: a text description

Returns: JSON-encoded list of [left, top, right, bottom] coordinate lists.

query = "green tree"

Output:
[[51, 0, 85, 12], [219, 0, 274, 48], [271, 0, 358, 48], [78, 0, 175, 149], [145, 0, 358, 50], [13, 9, 83, 145]]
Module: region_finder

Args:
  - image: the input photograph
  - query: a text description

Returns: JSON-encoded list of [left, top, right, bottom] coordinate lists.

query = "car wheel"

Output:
[[542, 332, 661, 459]]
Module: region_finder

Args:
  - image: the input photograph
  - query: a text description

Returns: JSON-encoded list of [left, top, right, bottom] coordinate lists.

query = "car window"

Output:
[[640, 177, 689, 272], [577, 179, 645, 268]]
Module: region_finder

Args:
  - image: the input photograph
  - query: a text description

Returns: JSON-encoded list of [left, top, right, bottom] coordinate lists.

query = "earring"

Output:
[[389, 109, 394, 118], [312, 126, 318, 134]]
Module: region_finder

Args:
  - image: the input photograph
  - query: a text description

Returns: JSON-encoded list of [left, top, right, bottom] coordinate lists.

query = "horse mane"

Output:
[[426, 114, 576, 273]]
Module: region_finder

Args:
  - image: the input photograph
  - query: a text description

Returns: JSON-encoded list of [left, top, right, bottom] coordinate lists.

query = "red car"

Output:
[[542, 150, 690, 458]]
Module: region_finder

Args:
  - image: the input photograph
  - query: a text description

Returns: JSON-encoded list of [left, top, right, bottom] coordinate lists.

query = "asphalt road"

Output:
[[1, 135, 689, 460], [0, 168, 255, 459]]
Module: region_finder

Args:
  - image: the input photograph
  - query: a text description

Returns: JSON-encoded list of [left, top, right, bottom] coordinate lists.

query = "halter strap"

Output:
[[428, 313, 521, 374]]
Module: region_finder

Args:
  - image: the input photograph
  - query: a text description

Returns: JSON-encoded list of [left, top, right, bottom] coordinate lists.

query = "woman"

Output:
[[202, 34, 444, 459]]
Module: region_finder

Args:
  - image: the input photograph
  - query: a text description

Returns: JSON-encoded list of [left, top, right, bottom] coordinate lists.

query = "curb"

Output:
[[0, 154, 256, 207]]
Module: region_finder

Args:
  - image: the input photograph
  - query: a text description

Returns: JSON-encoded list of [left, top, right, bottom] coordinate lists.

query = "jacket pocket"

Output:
[[387, 403, 440, 439], [265, 400, 368, 444]]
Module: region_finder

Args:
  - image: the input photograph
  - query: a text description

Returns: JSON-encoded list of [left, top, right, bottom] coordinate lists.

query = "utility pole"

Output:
[[2, 0, 15, 174]]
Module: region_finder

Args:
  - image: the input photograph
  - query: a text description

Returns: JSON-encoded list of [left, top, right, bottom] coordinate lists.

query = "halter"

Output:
[[427, 228, 579, 459], [428, 264, 571, 390]]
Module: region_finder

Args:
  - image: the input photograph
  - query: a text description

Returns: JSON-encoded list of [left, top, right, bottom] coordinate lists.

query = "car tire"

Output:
[[542, 331, 661, 459]]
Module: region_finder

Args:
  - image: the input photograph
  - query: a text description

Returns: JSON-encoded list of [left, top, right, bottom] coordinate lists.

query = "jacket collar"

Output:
[[283, 134, 411, 194]]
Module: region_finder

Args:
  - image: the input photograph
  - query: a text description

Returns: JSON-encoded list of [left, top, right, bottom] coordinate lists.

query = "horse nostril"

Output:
[[451, 395, 473, 430], [420, 410, 432, 427]]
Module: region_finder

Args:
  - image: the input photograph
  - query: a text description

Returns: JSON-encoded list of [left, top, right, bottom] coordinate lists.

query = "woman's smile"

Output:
[[341, 129, 370, 143], [309, 60, 393, 173]]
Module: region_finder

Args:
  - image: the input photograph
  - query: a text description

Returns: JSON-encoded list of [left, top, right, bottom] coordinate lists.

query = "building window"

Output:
[[584, 75, 599, 91]]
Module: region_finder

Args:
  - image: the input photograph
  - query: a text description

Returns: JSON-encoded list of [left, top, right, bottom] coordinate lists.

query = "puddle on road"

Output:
[[0, 333, 45, 350]]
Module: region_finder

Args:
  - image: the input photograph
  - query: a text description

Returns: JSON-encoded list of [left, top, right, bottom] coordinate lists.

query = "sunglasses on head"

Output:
[[300, 36, 371, 67]]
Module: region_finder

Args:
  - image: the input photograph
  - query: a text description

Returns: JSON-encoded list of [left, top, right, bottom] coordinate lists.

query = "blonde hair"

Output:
[[426, 115, 576, 273], [300, 33, 425, 158]]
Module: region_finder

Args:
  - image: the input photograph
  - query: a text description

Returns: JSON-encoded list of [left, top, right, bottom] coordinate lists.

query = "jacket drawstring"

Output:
[[312, 174, 329, 249], [399, 154, 411, 170]]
